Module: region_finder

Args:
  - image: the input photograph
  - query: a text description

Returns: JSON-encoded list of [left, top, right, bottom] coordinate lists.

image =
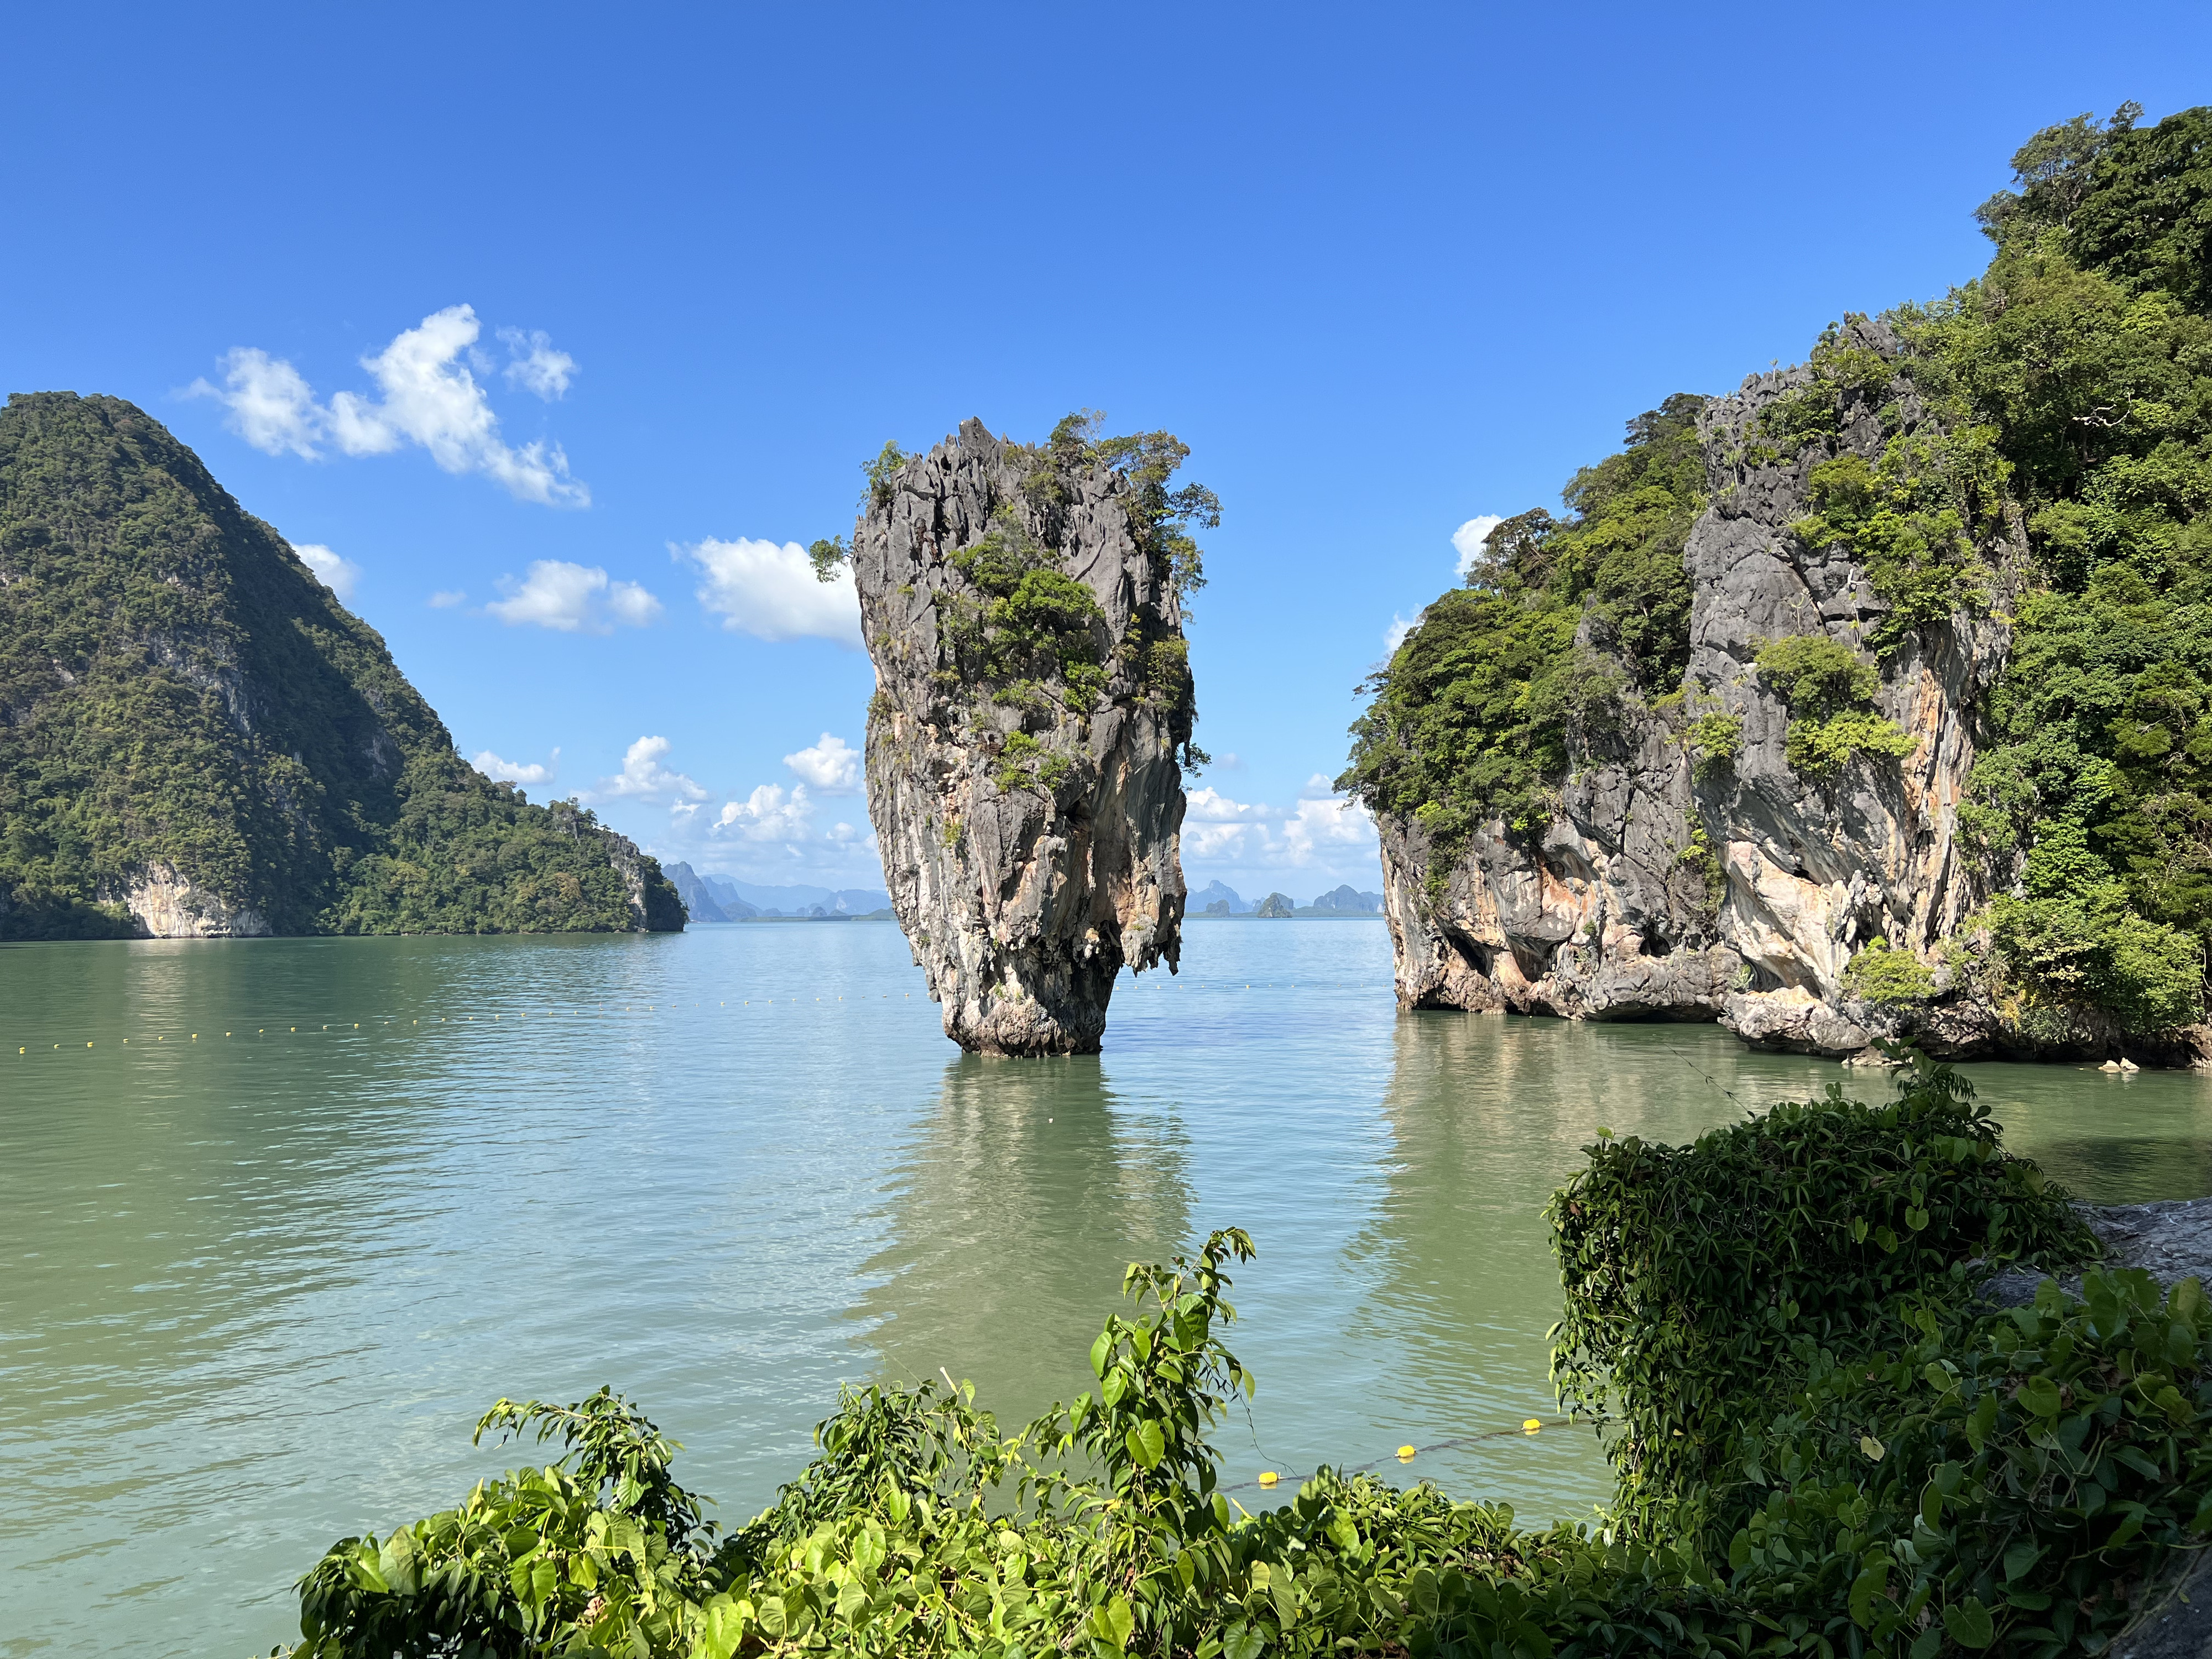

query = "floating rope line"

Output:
[[1219, 1414, 1594, 1496]]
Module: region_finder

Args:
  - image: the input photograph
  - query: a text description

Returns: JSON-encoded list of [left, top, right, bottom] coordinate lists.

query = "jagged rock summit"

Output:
[[852, 416, 1205, 1055]]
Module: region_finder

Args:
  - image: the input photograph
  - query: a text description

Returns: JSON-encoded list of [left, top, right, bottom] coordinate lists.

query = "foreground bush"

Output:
[[279, 1062, 2212, 1657]]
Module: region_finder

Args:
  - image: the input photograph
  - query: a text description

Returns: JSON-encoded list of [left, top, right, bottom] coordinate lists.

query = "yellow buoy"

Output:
[[1396, 1445, 1416, 1461], [1524, 1419, 1542, 1433], [1257, 1471, 1279, 1488]]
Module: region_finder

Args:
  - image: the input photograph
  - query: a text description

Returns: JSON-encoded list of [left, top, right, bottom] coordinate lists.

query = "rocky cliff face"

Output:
[[853, 419, 1192, 1055], [1380, 321, 2028, 1060]]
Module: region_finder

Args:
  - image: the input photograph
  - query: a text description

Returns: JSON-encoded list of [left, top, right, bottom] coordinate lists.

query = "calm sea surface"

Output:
[[7, 919, 2212, 1655]]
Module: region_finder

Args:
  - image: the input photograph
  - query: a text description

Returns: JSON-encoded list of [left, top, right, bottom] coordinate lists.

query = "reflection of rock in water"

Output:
[[853, 1056, 1192, 1421], [1332, 1013, 1686, 1516], [1348, 1013, 1572, 1371]]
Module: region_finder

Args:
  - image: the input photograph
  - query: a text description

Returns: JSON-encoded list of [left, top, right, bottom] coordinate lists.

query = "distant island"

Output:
[[660, 863, 892, 922], [1193, 880, 1383, 918], [0, 393, 683, 940]]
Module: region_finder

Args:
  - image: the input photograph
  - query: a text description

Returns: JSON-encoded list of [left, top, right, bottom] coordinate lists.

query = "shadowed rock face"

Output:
[[853, 419, 1190, 1055], [1379, 321, 2029, 1058]]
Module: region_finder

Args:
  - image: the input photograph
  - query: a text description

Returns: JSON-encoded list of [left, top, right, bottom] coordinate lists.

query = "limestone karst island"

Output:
[[9, 26, 2212, 1658]]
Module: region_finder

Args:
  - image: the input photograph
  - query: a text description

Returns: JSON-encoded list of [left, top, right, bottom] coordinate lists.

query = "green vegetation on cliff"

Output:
[[280, 1066, 2212, 1659], [0, 393, 682, 939], [1912, 105, 2212, 1031], [1335, 393, 1707, 843], [822, 412, 1216, 773], [1343, 102, 2212, 1035]]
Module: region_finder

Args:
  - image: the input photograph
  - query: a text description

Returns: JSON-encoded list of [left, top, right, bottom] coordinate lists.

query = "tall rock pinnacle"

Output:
[[845, 415, 1208, 1055]]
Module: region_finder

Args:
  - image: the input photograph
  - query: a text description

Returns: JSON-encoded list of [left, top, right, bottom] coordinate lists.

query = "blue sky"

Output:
[[6, 3, 2206, 900]]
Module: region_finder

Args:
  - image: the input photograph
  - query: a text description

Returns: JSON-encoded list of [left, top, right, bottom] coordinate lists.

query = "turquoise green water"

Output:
[[6, 920, 2212, 1655]]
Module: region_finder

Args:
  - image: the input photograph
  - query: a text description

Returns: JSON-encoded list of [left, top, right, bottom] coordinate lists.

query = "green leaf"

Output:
[[1126, 1420, 1166, 1470], [2003, 1541, 2043, 1582], [1942, 1598, 1996, 1649], [1090, 1331, 1112, 1379], [1100, 1593, 1135, 1651], [1850, 1562, 1890, 1628], [1223, 1624, 1264, 1659], [2021, 1375, 2063, 1417]]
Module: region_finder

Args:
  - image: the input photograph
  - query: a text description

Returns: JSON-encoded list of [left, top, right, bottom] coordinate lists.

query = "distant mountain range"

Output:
[[662, 863, 892, 922], [1190, 880, 1383, 917]]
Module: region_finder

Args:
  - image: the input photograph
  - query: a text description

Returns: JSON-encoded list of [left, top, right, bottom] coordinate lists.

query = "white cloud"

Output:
[[474, 747, 558, 785], [711, 782, 816, 842], [429, 588, 468, 608], [1281, 793, 1376, 863], [1453, 514, 1505, 578], [675, 536, 862, 646], [188, 348, 323, 458], [497, 327, 577, 399], [189, 306, 588, 506], [1186, 786, 1269, 823], [784, 732, 860, 792], [828, 821, 860, 843], [594, 735, 707, 804], [485, 560, 662, 633], [1176, 779, 1379, 872], [1384, 612, 1420, 653], [294, 542, 361, 602]]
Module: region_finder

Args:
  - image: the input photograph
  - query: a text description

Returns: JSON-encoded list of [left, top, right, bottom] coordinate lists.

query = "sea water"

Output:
[[5, 919, 2211, 1655]]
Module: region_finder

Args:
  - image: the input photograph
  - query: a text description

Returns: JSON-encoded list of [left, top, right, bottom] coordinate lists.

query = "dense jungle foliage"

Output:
[[1343, 102, 2212, 1035], [1335, 393, 1708, 843], [0, 393, 682, 938], [279, 1061, 2212, 1658], [818, 414, 1215, 778], [1907, 104, 2212, 1033]]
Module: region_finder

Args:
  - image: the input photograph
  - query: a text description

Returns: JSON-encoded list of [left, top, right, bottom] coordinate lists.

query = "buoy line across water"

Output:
[[1226, 1415, 1585, 1496]]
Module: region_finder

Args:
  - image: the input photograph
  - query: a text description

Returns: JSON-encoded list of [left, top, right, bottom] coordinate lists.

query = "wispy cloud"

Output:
[[784, 732, 860, 792], [674, 536, 861, 646], [197, 349, 321, 458], [474, 747, 559, 785], [497, 327, 576, 399], [188, 306, 588, 506], [294, 542, 361, 602], [429, 588, 468, 608], [485, 560, 662, 633]]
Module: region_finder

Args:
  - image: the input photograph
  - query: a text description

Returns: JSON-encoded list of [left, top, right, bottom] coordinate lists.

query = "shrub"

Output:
[[1755, 635, 1918, 779], [1685, 711, 1743, 779], [1843, 937, 1940, 1005]]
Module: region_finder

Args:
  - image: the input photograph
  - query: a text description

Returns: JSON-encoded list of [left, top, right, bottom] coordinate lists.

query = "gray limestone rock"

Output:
[[1377, 320, 2056, 1058], [1985, 1198, 2212, 1308], [852, 419, 1190, 1055]]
